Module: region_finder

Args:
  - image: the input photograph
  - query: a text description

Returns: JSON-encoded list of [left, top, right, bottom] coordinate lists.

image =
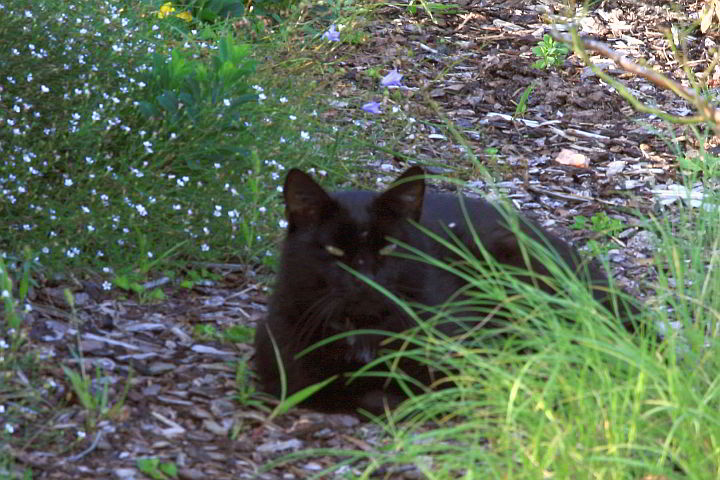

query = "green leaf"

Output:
[[114, 275, 130, 290], [159, 462, 178, 478], [156, 91, 179, 113], [148, 288, 166, 300], [270, 376, 337, 418], [136, 458, 167, 480]]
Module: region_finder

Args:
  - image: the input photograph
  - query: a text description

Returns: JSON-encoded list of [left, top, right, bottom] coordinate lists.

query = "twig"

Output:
[[65, 431, 103, 463], [526, 185, 619, 207], [550, 30, 720, 131]]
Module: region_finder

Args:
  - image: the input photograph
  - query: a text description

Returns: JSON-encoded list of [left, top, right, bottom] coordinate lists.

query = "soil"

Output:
[[5, 0, 719, 478]]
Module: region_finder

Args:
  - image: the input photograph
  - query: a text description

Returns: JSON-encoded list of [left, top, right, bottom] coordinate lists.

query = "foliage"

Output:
[[136, 457, 178, 479], [0, 0, 336, 287], [531, 34, 569, 70], [571, 212, 625, 236]]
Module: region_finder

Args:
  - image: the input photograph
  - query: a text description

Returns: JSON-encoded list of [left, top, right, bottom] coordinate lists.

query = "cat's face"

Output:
[[279, 167, 428, 330]]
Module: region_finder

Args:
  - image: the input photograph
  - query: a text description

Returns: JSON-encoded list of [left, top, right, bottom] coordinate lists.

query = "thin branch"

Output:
[[550, 29, 720, 132]]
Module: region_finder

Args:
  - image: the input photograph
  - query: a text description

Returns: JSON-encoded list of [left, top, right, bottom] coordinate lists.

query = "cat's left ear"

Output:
[[377, 166, 425, 221], [283, 169, 335, 231]]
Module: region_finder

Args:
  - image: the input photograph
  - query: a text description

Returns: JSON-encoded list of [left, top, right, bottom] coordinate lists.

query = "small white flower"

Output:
[[289, 115, 297, 121], [5, 423, 13, 434], [40, 85, 49, 93], [102, 281, 112, 290], [223, 99, 230, 106], [201, 244, 210, 252], [64, 178, 73, 187], [77, 430, 86, 439], [300, 131, 310, 141], [279, 97, 288, 103], [279, 219, 288, 228]]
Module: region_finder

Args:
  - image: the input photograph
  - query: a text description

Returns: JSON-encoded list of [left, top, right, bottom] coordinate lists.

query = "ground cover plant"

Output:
[[0, 0, 353, 284], [2, 0, 720, 478]]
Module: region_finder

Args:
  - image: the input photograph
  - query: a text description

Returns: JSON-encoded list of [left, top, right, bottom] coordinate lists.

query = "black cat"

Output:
[[254, 166, 638, 414]]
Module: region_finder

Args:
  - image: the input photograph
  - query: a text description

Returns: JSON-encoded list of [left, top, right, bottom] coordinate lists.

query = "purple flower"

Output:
[[362, 102, 382, 114], [322, 24, 340, 42], [381, 69, 403, 87]]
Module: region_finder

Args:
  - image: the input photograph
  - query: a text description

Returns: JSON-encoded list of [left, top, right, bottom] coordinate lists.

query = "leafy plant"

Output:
[[180, 268, 222, 289], [138, 33, 257, 123], [677, 150, 720, 178], [223, 325, 254, 343], [192, 324, 219, 340], [531, 34, 570, 70], [572, 212, 625, 236], [136, 457, 178, 480], [113, 273, 166, 302]]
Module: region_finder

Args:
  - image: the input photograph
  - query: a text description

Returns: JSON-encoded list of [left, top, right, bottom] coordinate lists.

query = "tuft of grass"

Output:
[[513, 82, 535, 118]]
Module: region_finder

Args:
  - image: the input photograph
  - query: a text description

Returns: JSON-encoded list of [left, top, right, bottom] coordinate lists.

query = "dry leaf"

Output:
[[554, 148, 590, 168]]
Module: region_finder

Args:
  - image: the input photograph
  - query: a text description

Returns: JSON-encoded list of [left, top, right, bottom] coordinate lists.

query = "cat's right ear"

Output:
[[283, 169, 335, 230], [376, 166, 426, 221]]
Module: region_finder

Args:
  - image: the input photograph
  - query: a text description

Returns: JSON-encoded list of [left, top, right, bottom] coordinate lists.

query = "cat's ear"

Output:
[[376, 166, 425, 221], [283, 169, 335, 230]]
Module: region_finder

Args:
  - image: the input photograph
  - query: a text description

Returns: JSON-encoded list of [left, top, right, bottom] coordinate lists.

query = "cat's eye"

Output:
[[325, 245, 345, 257], [378, 243, 397, 256]]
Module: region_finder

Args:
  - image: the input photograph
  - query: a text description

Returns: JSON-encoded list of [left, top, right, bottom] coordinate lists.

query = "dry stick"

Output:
[[549, 30, 720, 133]]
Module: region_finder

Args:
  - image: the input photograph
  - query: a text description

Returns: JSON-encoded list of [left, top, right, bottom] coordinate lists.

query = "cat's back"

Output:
[[419, 192, 508, 242]]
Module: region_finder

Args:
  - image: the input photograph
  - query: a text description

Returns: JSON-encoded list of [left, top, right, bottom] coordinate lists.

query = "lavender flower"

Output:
[[362, 102, 382, 114], [381, 69, 403, 87], [322, 24, 340, 42]]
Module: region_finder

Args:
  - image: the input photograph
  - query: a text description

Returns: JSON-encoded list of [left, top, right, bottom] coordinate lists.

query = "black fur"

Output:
[[254, 167, 637, 414]]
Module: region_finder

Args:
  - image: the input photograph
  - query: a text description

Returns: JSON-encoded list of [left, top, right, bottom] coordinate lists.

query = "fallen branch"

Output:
[[550, 29, 720, 132]]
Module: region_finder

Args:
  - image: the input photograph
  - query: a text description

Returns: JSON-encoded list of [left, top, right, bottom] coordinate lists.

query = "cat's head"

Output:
[[283, 166, 426, 234], [278, 166, 428, 325]]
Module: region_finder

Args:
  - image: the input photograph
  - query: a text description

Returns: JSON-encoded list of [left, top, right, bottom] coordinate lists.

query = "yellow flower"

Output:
[[176, 10, 193, 22], [156, 2, 175, 18]]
